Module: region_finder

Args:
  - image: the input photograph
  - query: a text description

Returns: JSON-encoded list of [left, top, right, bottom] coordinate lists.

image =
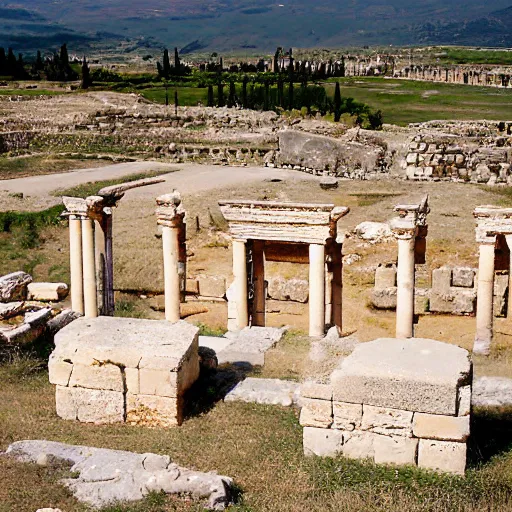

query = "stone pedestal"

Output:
[[49, 317, 200, 426]]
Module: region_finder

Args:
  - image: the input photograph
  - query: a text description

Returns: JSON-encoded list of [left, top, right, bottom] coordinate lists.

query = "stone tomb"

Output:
[[301, 338, 472, 475], [49, 317, 199, 426]]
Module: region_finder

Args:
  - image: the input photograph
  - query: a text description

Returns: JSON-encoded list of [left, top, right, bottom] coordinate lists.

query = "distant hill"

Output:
[[2, 1, 512, 53]]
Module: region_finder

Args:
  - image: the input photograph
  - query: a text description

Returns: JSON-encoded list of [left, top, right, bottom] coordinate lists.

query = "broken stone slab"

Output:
[[319, 177, 338, 190], [27, 283, 69, 302], [0, 301, 24, 320], [472, 376, 512, 407], [219, 326, 287, 366], [199, 336, 232, 353], [5, 440, 233, 510], [267, 277, 309, 303], [46, 309, 82, 336], [0, 307, 52, 344], [0, 271, 32, 302], [224, 377, 301, 407], [354, 222, 392, 242], [331, 338, 472, 415]]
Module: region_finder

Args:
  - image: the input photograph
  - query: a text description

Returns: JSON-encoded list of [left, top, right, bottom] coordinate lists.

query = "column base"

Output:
[[473, 337, 491, 356]]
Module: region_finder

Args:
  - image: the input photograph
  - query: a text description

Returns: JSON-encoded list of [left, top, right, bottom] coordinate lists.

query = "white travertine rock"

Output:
[[48, 357, 73, 387], [301, 381, 333, 401], [354, 222, 392, 242], [197, 275, 226, 298], [299, 398, 333, 428], [303, 427, 344, 457], [0, 271, 32, 302], [417, 439, 467, 475], [473, 376, 512, 407], [267, 277, 309, 303], [373, 435, 418, 465], [457, 385, 471, 416], [331, 338, 471, 415], [341, 431, 376, 460], [361, 405, 413, 437], [413, 413, 470, 442], [333, 402, 363, 431], [27, 283, 68, 302], [126, 394, 180, 427], [225, 378, 301, 407], [68, 364, 124, 392]]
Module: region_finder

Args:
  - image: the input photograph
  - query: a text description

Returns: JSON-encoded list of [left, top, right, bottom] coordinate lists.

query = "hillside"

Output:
[[2, 0, 512, 53]]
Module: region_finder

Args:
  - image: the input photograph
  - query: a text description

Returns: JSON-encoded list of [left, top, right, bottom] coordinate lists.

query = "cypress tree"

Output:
[[6, 48, 17, 76], [219, 57, 223, 71], [174, 90, 178, 115], [16, 53, 26, 79], [302, 78, 311, 115], [288, 79, 294, 110], [81, 56, 91, 89], [263, 79, 269, 111], [174, 47, 180, 76], [60, 43, 69, 67], [217, 80, 224, 107], [228, 81, 236, 108], [35, 50, 44, 71], [162, 49, 171, 78], [242, 75, 248, 109], [273, 47, 281, 73], [165, 84, 169, 106], [0, 47, 5, 75], [288, 47, 294, 80], [277, 77, 284, 109], [334, 82, 342, 122], [207, 84, 214, 107]]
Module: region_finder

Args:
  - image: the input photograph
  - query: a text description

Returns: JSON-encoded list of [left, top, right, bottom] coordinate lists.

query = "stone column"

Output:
[[396, 234, 416, 338], [81, 217, 98, 318], [474, 242, 496, 355], [68, 215, 84, 314], [506, 235, 512, 320], [331, 241, 343, 335], [309, 243, 326, 337], [252, 240, 266, 327], [233, 239, 249, 329], [156, 192, 185, 324]]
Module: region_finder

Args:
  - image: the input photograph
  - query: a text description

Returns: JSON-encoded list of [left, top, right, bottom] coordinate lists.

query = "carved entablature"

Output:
[[474, 206, 512, 244], [391, 195, 430, 240], [62, 196, 110, 221], [218, 200, 350, 245], [156, 191, 185, 228]]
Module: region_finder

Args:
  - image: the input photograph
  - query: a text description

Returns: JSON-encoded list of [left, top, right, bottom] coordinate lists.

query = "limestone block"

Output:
[[373, 435, 418, 465], [354, 222, 392, 242], [331, 338, 472, 416], [406, 153, 418, 165], [370, 288, 397, 309], [301, 381, 333, 401], [432, 267, 452, 293], [267, 277, 309, 303], [27, 282, 68, 302], [186, 279, 200, 294], [0, 271, 32, 302], [429, 289, 476, 315], [452, 267, 474, 288], [197, 275, 226, 298], [69, 364, 124, 392], [125, 368, 139, 394], [361, 405, 413, 437], [374, 265, 396, 290], [0, 301, 24, 320], [457, 385, 471, 416], [333, 402, 362, 431], [56, 386, 124, 424], [126, 394, 181, 427], [139, 368, 178, 397], [417, 440, 467, 475], [341, 431, 376, 460], [303, 427, 344, 457], [413, 413, 470, 442], [493, 273, 508, 317], [299, 398, 333, 428], [48, 357, 73, 386]]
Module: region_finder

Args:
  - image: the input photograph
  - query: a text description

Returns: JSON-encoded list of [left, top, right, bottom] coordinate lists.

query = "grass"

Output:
[[0, 88, 65, 96], [51, 169, 175, 198], [324, 77, 512, 126], [141, 86, 208, 106], [2, 357, 512, 511]]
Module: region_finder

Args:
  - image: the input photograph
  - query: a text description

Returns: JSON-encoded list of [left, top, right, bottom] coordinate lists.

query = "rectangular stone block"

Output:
[[375, 265, 396, 290], [418, 440, 467, 475], [457, 385, 471, 416], [48, 358, 73, 386], [413, 413, 470, 442], [303, 427, 344, 457], [373, 435, 418, 465], [139, 368, 178, 397], [361, 405, 413, 437], [68, 363, 124, 392], [186, 279, 200, 294], [333, 402, 362, 431], [341, 431, 376, 460], [452, 268, 475, 288], [125, 368, 139, 394], [299, 398, 333, 428], [126, 394, 181, 427], [198, 275, 226, 298], [55, 385, 78, 420], [301, 381, 333, 401], [432, 267, 452, 293]]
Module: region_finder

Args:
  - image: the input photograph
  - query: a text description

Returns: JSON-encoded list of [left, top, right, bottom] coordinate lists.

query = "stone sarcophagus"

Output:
[[49, 317, 199, 427]]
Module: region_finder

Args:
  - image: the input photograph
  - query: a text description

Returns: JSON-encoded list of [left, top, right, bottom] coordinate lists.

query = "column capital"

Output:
[[62, 196, 108, 222], [156, 191, 185, 228], [391, 195, 429, 240]]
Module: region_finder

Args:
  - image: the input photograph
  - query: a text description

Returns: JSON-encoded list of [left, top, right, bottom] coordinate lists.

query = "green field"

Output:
[[141, 86, 208, 106]]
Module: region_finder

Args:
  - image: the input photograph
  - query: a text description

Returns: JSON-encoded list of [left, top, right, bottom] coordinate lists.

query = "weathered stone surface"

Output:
[[374, 265, 396, 289], [457, 385, 471, 416], [417, 439, 467, 475], [69, 364, 124, 392], [125, 368, 139, 394], [452, 267, 474, 288], [413, 413, 470, 442], [429, 288, 476, 315], [373, 435, 418, 465], [56, 386, 124, 424], [341, 431, 376, 460], [301, 381, 333, 401], [139, 368, 178, 397], [46, 309, 82, 336], [319, 177, 338, 190], [333, 402, 363, 431], [0, 301, 24, 320], [303, 427, 344, 457], [370, 288, 397, 309], [0, 271, 32, 302], [472, 376, 512, 407], [197, 275, 226, 298], [27, 283, 69, 302], [267, 277, 309, 303], [361, 405, 413, 437], [225, 377, 301, 407], [48, 357, 73, 386], [126, 394, 180, 427], [354, 222, 392, 242], [199, 336, 232, 353], [6, 440, 233, 510], [299, 398, 333, 428], [331, 338, 472, 415]]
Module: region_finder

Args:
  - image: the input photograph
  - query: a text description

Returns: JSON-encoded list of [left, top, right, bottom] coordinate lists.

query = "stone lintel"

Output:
[[62, 196, 110, 221]]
